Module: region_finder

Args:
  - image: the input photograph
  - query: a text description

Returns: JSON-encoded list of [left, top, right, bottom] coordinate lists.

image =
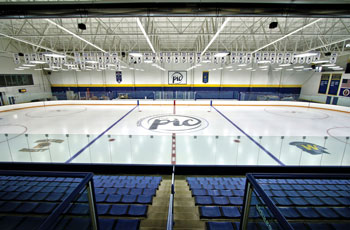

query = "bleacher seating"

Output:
[[0, 174, 162, 230]]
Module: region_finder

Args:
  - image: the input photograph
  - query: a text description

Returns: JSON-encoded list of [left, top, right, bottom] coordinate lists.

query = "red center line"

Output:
[[171, 100, 176, 165]]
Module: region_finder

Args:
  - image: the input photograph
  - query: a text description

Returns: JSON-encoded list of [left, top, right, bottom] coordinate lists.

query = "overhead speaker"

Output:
[[122, 52, 126, 58], [18, 53, 24, 56], [43, 69, 51, 75], [311, 64, 316, 69], [78, 23, 86, 30], [325, 52, 332, 56], [269, 22, 278, 29]]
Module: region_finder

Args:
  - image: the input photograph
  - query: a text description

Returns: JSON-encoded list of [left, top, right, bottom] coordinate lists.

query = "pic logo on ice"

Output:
[[138, 114, 208, 133]]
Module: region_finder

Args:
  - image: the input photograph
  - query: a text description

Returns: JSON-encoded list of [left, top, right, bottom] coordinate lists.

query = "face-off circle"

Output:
[[138, 114, 209, 133]]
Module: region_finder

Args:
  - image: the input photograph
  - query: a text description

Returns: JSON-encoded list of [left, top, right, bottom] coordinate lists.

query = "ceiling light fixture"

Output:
[[201, 18, 231, 55], [136, 18, 156, 53]]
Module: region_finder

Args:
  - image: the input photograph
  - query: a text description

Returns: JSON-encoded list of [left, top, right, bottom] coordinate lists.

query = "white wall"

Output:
[[49, 62, 309, 87], [0, 56, 52, 104]]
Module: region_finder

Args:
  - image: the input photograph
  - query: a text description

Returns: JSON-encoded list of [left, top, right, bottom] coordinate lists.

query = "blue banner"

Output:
[[328, 74, 341, 95], [202, 71, 209, 83], [318, 74, 330, 94], [116, 71, 122, 83]]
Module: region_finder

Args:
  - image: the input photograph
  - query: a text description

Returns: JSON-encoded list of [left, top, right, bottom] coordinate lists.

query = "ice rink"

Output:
[[0, 100, 349, 166]]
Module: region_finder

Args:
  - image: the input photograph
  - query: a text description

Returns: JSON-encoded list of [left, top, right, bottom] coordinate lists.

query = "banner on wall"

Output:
[[318, 74, 330, 94], [116, 71, 122, 83], [168, 71, 187, 85], [202, 71, 209, 83], [339, 78, 350, 97], [328, 74, 342, 96]]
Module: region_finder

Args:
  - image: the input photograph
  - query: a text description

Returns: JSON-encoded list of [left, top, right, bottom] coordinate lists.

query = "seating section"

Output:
[[0, 174, 162, 230]]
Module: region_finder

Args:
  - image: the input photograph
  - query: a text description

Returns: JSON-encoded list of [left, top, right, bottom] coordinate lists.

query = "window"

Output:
[[0, 74, 34, 87]]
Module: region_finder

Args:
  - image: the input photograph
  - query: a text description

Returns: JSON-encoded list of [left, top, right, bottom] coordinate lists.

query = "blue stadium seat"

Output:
[[213, 196, 229, 205], [46, 192, 64, 202], [70, 204, 89, 215], [28, 186, 43, 193], [281, 185, 293, 190], [311, 190, 327, 197], [232, 190, 244, 197], [30, 192, 49, 201], [143, 189, 156, 196], [0, 216, 23, 230], [228, 197, 243, 205], [207, 190, 221, 196], [297, 207, 320, 219], [279, 207, 300, 219], [285, 190, 299, 197], [292, 185, 304, 190], [55, 187, 68, 193], [121, 195, 137, 203], [334, 197, 350, 205], [289, 197, 308, 206], [41, 186, 55, 193], [128, 205, 147, 216], [94, 188, 105, 194], [109, 204, 128, 216], [16, 202, 38, 213], [203, 184, 214, 190], [16, 217, 45, 230], [207, 222, 234, 230], [106, 194, 122, 203], [333, 207, 350, 218], [65, 218, 90, 230], [220, 190, 233, 197], [97, 204, 110, 215], [221, 206, 240, 218], [319, 197, 340, 206], [16, 192, 35, 201], [272, 190, 287, 197], [214, 185, 225, 190], [137, 195, 152, 204], [195, 196, 213, 205], [34, 203, 57, 214], [130, 188, 143, 196], [324, 190, 339, 197], [105, 188, 118, 194], [115, 219, 140, 230], [304, 197, 324, 206], [2, 192, 20, 200], [315, 208, 339, 219], [200, 206, 222, 218], [304, 185, 316, 190], [273, 197, 292, 206], [96, 193, 108, 202], [192, 189, 207, 196], [136, 184, 147, 189], [99, 218, 116, 230], [117, 188, 130, 195], [0, 202, 21, 212]]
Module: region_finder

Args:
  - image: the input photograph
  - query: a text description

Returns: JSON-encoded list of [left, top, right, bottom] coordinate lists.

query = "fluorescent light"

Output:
[[332, 68, 343, 71], [44, 53, 66, 58], [202, 60, 211, 63], [346, 44, 350, 48], [322, 64, 336, 67], [214, 52, 229, 57], [218, 67, 223, 70], [34, 68, 42, 71], [85, 60, 98, 64], [136, 18, 156, 53], [129, 67, 134, 70], [259, 65, 269, 68], [238, 64, 246, 67], [279, 63, 291, 67], [15, 68, 24, 71], [252, 18, 322, 54], [30, 61, 46, 64], [237, 68, 242, 71], [258, 60, 271, 64], [304, 67, 313, 70], [201, 18, 231, 55], [144, 60, 153, 63], [286, 69, 293, 71], [19, 66, 30, 69], [261, 68, 268, 71], [196, 64, 202, 67], [225, 66, 233, 69], [294, 66, 304, 69], [85, 66, 94, 69], [246, 67, 253, 70], [212, 68, 217, 71], [251, 69, 256, 72], [46, 19, 106, 53], [312, 60, 329, 64], [23, 64, 36, 67], [43, 68, 52, 70], [129, 52, 143, 57], [296, 69, 303, 71], [120, 66, 127, 69], [229, 69, 234, 71], [294, 52, 318, 58]]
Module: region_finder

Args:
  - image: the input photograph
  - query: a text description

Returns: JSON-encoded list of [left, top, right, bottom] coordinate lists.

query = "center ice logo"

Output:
[[138, 114, 208, 133], [289, 142, 330, 155]]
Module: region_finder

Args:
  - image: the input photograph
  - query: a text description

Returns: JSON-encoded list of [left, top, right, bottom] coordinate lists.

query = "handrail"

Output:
[[167, 166, 175, 230]]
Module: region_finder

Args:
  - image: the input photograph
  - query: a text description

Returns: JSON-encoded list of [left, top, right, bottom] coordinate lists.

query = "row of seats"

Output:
[[0, 216, 140, 230], [187, 177, 245, 183], [94, 175, 161, 181], [189, 184, 244, 190], [94, 182, 160, 189], [0, 183, 79, 193], [95, 194, 153, 204], [260, 183, 350, 191], [279, 207, 350, 219], [192, 189, 244, 197], [257, 178, 350, 185], [0, 176, 82, 183], [206, 221, 350, 230], [195, 196, 243, 206], [97, 204, 148, 216], [272, 196, 350, 206], [1, 191, 74, 202], [94, 187, 157, 196], [265, 189, 349, 197], [200, 206, 241, 218]]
